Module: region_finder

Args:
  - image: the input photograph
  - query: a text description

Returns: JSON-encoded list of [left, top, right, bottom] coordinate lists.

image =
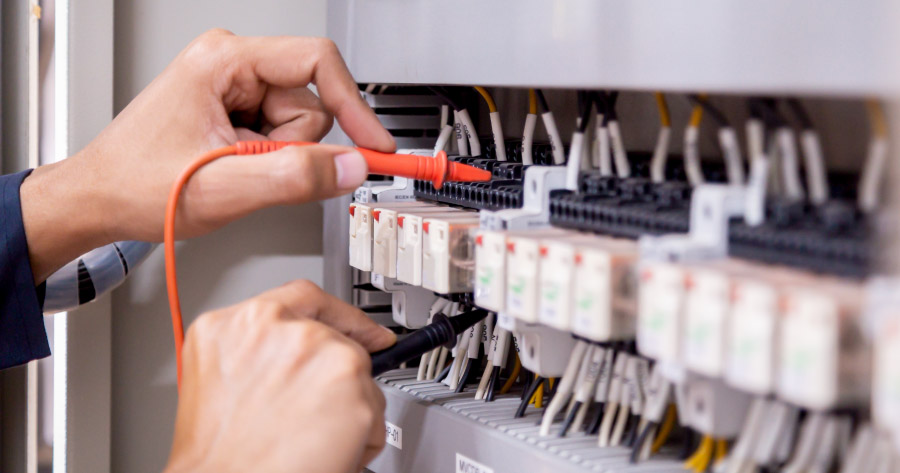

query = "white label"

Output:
[[873, 319, 900, 439], [726, 281, 777, 394], [637, 263, 684, 361], [456, 453, 493, 473], [684, 270, 729, 376], [572, 250, 612, 341], [385, 421, 402, 449], [778, 291, 839, 409]]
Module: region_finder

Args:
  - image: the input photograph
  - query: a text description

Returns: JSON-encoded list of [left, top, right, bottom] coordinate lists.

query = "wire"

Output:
[[433, 124, 454, 157], [655, 92, 672, 127], [165, 144, 238, 388], [650, 93, 673, 183], [565, 93, 594, 190], [474, 86, 507, 161], [515, 376, 544, 418], [685, 435, 713, 472], [715, 439, 728, 464], [533, 380, 545, 408], [427, 86, 462, 112], [787, 99, 829, 204], [651, 405, 677, 453], [499, 354, 521, 394], [684, 104, 706, 186], [457, 108, 482, 157], [689, 95, 728, 127], [593, 93, 612, 175], [453, 110, 470, 156], [539, 341, 588, 436], [535, 89, 565, 164], [528, 89, 538, 115], [605, 92, 631, 177], [534, 89, 550, 113], [859, 100, 889, 212], [473, 86, 497, 113]]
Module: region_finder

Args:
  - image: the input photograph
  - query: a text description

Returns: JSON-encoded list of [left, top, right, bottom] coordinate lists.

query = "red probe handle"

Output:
[[233, 141, 490, 189]]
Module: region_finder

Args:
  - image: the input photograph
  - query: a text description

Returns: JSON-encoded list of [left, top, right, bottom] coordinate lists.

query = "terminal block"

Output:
[[549, 172, 692, 239], [728, 199, 871, 278]]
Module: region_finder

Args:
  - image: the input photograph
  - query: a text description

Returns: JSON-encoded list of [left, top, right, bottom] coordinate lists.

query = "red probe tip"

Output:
[[436, 151, 492, 189]]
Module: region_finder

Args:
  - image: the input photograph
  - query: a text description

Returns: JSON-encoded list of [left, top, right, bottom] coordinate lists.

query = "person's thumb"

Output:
[[261, 144, 369, 205]]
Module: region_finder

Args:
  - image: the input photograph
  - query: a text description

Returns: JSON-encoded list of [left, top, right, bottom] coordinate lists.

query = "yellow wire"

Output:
[[867, 99, 888, 138], [655, 92, 671, 127], [528, 89, 538, 115], [685, 435, 713, 472], [532, 382, 544, 408], [689, 104, 704, 128], [549, 377, 556, 389], [474, 86, 498, 113], [651, 405, 677, 453], [499, 355, 521, 394], [715, 439, 728, 464]]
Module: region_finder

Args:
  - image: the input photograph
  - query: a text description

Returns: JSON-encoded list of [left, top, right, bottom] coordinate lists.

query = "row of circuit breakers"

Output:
[[349, 90, 900, 473]]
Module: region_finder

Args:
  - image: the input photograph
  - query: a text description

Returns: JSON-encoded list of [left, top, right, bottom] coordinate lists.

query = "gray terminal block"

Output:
[[369, 370, 687, 473]]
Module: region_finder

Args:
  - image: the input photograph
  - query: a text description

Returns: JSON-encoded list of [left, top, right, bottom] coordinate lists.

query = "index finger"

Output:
[[238, 36, 396, 153], [255, 280, 397, 353]]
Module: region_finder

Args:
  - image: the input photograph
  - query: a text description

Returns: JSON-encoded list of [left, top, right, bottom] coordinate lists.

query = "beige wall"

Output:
[[111, 1, 327, 471]]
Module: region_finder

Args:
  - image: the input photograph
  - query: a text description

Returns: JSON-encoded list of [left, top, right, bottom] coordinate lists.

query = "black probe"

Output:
[[370, 309, 489, 376]]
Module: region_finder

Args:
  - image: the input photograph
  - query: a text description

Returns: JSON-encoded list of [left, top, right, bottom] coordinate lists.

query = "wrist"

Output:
[[20, 153, 118, 283]]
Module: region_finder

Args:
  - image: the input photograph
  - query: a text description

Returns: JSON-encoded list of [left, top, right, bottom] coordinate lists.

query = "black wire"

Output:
[[577, 91, 594, 134], [534, 89, 550, 113], [558, 401, 582, 437], [786, 98, 814, 130], [436, 364, 452, 383], [679, 429, 698, 460], [587, 402, 606, 434], [515, 376, 544, 418], [427, 86, 462, 111], [688, 95, 729, 127], [606, 91, 620, 121], [630, 421, 658, 464], [485, 366, 502, 402], [755, 97, 787, 128], [454, 360, 474, 393], [623, 413, 641, 447]]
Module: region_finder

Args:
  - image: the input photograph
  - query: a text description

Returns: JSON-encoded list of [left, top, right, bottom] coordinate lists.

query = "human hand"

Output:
[[164, 280, 396, 473], [21, 30, 393, 281]]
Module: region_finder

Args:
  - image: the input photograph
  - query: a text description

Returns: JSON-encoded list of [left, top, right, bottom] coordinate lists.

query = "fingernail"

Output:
[[380, 325, 397, 341], [334, 151, 367, 190]]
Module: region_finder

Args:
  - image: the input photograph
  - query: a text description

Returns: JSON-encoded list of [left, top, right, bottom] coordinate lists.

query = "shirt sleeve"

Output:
[[0, 170, 51, 369]]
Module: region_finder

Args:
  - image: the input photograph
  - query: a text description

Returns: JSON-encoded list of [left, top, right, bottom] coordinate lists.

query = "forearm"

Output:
[[20, 151, 117, 283]]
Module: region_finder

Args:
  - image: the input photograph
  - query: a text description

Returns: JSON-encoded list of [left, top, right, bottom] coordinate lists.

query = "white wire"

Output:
[[565, 131, 586, 191], [719, 126, 745, 184], [590, 112, 604, 169], [364, 83, 377, 94], [776, 127, 805, 201], [489, 111, 507, 161], [597, 121, 612, 176], [800, 129, 829, 205], [542, 111, 566, 164], [439, 104, 449, 129], [474, 360, 494, 400], [522, 113, 537, 165], [650, 126, 672, 183], [457, 109, 482, 156], [377, 85, 389, 94], [858, 137, 889, 213], [454, 110, 469, 156], [684, 125, 705, 186], [539, 341, 588, 436], [433, 124, 454, 157], [608, 120, 631, 178]]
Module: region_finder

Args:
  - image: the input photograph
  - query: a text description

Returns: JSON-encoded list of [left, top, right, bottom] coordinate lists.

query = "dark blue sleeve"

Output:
[[0, 170, 51, 369]]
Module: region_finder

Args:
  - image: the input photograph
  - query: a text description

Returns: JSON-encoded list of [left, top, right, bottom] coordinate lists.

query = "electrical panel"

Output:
[[326, 2, 900, 472]]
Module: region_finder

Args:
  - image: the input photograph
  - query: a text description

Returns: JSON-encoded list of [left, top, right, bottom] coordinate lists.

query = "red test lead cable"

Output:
[[165, 141, 491, 388]]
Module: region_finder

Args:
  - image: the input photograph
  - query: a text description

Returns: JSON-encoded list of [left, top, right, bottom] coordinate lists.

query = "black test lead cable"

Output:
[[370, 309, 489, 376]]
